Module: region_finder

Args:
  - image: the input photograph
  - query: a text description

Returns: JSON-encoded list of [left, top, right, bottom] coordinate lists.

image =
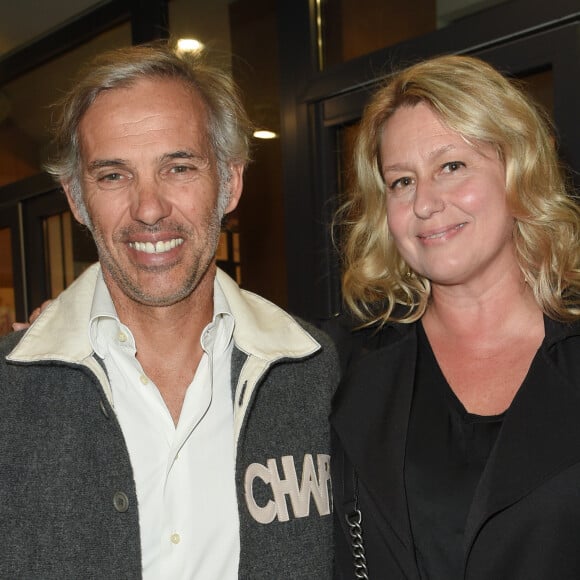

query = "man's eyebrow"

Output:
[[86, 159, 128, 171], [85, 151, 210, 172], [160, 150, 209, 163]]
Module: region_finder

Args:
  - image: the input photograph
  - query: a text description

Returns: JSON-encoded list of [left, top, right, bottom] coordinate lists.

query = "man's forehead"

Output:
[[77, 77, 211, 154]]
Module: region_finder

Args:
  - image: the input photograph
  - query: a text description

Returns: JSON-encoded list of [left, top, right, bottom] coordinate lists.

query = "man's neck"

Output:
[[106, 270, 216, 424]]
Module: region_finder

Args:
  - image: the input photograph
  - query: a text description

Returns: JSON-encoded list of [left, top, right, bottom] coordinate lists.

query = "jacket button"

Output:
[[113, 491, 129, 512]]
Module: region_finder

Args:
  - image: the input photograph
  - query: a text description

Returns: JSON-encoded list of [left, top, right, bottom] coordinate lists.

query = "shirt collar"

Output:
[[89, 271, 131, 359], [205, 277, 235, 355], [88, 270, 235, 359]]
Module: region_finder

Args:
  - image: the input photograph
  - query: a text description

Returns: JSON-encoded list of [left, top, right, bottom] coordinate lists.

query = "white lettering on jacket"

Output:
[[245, 454, 331, 524]]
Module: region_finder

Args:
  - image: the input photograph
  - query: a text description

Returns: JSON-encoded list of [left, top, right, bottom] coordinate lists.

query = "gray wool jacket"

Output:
[[0, 264, 338, 579]]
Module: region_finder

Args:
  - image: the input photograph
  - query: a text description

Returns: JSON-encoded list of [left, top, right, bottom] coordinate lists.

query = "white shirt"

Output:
[[89, 272, 239, 579]]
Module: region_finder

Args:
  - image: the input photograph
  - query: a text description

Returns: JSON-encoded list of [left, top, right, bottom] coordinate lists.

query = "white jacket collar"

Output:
[[8, 263, 320, 365], [8, 263, 99, 364], [216, 268, 320, 362]]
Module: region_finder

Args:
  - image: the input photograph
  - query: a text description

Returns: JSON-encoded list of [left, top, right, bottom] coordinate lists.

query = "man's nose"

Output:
[[130, 178, 171, 225]]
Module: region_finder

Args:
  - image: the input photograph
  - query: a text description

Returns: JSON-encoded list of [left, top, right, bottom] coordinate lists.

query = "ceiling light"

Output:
[[253, 130, 278, 140], [177, 38, 204, 53]]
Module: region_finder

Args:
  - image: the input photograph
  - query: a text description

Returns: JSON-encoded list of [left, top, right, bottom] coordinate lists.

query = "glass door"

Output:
[[22, 189, 97, 314]]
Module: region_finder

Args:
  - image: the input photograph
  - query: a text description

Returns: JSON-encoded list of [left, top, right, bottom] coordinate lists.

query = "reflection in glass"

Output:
[[43, 210, 97, 299], [0, 22, 131, 188], [519, 69, 554, 117], [337, 122, 359, 203], [0, 0, 107, 58], [318, 0, 510, 69], [0, 227, 15, 336], [43, 212, 74, 298]]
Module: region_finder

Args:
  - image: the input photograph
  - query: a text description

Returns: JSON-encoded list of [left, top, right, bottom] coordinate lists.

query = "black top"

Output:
[[330, 315, 580, 580], [405, 323, 505, 579]]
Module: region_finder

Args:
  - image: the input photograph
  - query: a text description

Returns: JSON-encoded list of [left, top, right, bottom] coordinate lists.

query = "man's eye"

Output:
[[92, 171, 130, 189], [163, 164, 197, 181], [100, 173, 123, 181], [170, 165, 191, 174]]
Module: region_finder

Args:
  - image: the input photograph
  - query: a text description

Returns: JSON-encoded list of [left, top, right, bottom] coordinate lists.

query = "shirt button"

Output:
[[140, 374, 149, 385], [118, 332, 127, 343], [170, 533, 181, 545], [113, 491, 129, 512]]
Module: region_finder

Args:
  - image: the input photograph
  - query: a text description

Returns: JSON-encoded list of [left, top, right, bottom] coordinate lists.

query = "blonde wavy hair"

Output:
[[338, 54, 580, 325]]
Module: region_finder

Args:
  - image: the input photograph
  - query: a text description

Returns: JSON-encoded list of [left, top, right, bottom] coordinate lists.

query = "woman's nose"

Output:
[[413, 180, 444, 219]]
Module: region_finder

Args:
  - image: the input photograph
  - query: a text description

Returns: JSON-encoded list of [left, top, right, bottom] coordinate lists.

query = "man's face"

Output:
[[64, 77, 243, 308]]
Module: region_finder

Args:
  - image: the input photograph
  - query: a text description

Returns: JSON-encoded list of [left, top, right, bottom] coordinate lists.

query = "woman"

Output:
[[330, 54, 580, 579]]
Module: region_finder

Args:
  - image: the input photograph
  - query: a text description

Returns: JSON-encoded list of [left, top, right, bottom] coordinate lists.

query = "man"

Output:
[[0, 44, 337, 579]]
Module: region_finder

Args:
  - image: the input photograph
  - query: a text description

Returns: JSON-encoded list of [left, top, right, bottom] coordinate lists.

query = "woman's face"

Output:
[[380, 102, 517, 291]]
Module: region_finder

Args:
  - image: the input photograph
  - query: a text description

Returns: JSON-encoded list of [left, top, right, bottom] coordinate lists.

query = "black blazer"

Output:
[[329, 315, 580, 579]]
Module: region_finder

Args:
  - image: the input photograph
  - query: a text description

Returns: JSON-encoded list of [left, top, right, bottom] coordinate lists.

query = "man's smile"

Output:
[[128, 238, 184, 254]]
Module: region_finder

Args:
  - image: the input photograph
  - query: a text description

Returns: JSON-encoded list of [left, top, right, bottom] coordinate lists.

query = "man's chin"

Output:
[[122, 287, 194, 308]]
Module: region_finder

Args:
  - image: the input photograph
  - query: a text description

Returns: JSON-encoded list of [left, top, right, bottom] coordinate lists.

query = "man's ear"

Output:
[[224, 163, 244, 214], [62, 181, 86, 225]]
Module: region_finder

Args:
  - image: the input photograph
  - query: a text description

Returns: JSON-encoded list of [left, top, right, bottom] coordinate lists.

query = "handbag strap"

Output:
[[342, 451, 369, 579]]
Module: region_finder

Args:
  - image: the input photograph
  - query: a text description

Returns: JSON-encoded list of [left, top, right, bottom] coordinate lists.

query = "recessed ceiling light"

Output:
[[177, 38, 204, 53], [253, 130, 278, 140]]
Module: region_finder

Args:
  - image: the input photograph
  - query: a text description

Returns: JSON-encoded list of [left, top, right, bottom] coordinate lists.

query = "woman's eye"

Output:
[[389, 176, 413, 190], [442, 161, 465, 173]]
